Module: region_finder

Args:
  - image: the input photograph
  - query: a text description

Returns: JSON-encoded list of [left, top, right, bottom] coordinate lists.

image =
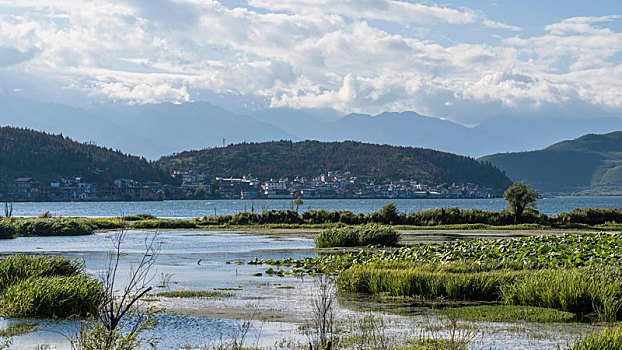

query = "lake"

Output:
[[6, 196, 622, 218], [0, 230, 601, 349]]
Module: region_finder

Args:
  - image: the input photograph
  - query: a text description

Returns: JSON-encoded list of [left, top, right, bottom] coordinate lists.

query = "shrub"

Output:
[[120, 214, 157, 221], [0, 254, 82, 291], [16, 218, 93, 236], [553, 208, 622, 226], [0, 275, 103, 317], [0, 220, 17, 239], [131, 219, 199, 229], [315, 224, 400, 248]]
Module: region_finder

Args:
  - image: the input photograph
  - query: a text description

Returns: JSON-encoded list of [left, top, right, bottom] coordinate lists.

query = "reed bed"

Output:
[[338, 263, 527, 300], [315, 224, 401, 248], [0, 275, 102, 317], [0, 254, 82, 291]]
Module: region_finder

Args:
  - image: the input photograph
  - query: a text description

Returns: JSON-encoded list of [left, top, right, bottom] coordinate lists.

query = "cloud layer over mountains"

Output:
[[0, 1, 621, 126]]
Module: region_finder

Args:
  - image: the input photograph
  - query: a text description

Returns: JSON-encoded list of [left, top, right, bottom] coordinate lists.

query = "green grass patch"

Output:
[[442, 305, 575, 323], [156, 291, 234, 298], [567, 324, 622, 350], [338, 263, 527, 301], [0, 254, 82, 291], [501, 266, 622, 319], [315, 224, 401, 248], [0, 275, 103, 318]]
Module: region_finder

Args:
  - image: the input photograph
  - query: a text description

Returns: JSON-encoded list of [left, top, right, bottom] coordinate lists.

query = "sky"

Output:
[[0, 0, 621, 125]]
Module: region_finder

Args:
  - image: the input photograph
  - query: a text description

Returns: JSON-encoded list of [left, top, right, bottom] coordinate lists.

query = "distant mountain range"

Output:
[[2, 96, 622, 159], [480, 131, 622, 195], [157, 140, 512, 191]]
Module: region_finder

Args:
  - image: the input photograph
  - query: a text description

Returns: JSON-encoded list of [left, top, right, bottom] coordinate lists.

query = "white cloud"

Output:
[[0, 1, 619, 124]]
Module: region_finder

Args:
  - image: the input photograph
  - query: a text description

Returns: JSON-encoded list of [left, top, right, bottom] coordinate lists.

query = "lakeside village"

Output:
[[0, 171, 496, 202]]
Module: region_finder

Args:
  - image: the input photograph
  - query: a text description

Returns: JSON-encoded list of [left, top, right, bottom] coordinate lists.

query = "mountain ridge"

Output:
[[480, 131, 622, 194]]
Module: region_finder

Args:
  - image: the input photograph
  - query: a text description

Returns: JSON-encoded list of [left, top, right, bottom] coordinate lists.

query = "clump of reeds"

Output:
[[1, 275, 102, 317], [315, 224, 401, 248], [337, 263, 527, 300], [0, 254, 82, 291], [568, 325, 622, 350]]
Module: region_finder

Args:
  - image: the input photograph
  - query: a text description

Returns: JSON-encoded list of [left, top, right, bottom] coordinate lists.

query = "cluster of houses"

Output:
[[0, 171, 495, 202], [0, 177, 174, 201], [208, 171, 495, 200]]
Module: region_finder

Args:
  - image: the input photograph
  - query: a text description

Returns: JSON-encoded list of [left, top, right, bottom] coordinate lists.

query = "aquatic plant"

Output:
[[338, 263, 526, 300], [15, 218, 93, 236], [0, 275, 103, 317], [501, 266, 622, 319], [568, 325, 622, 350], [315, 224, 401, 248], [0, 254, 82, 291]]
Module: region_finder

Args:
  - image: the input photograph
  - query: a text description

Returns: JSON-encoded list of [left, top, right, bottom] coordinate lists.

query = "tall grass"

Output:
[[0, 275, 103, 317], [338, 263, 527, 300], [567, 325, 622, 350], [0, 220, 17, 239], [16, 218, 93, 236], [315, 225, 401, 248], [501, 266, 622, 319], [0, 254, 82, 291], [131, 219, 199, 229]]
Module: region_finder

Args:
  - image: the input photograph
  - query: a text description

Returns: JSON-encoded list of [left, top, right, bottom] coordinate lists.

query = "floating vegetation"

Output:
[[251, 233, 622, 275], [156, 291, 234, 298], [441, 305, 576, 323]]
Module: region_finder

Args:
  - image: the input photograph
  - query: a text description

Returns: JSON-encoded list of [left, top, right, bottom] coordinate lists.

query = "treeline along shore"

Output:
[[2, 206, 622, 239]]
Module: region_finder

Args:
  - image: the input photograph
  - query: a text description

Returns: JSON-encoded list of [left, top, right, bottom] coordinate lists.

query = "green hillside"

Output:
[[480, 131, 622, 194], [0, 127, 172, 184], [158, 140, 512, 191]]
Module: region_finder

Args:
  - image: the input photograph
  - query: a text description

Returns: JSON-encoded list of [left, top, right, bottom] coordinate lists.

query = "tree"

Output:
[[293, 197, 304, 212], [378, 202, 399, 225], [504, 181, 538, 224]]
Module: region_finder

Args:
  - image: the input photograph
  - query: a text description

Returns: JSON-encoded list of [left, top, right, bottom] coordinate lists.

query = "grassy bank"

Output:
[[0, 255, 102, 318], [3, 205, 622, 239]]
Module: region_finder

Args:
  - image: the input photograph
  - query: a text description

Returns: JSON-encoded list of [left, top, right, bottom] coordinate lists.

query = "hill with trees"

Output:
[[0, 127, 172, 184], [480, 131, 622, 194], [157, 140, 512, 191]]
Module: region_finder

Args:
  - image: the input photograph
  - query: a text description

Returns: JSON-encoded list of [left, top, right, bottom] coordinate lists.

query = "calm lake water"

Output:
[[7, 196, 622, 218], [0, 231, 601, 349]]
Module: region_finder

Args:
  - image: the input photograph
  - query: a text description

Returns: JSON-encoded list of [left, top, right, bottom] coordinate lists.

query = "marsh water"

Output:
[[6, 196, 622, 218], [0, 230, 602, 349]]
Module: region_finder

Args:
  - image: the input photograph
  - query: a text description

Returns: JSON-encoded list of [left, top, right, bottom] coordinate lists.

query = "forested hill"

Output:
[[0, 127, 172, 184], [158, 140, 512, 190], [480, 131, 622, 194]]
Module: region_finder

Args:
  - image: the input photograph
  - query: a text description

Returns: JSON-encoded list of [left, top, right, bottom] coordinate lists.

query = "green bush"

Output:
[[0, 254, 82, 291], [338, 263, 526, 300], [567, 325, 622, 350], [553, 208, 622, 226], [0, 275, 102, 317], [0, 220, 17, 239], [120, 214, 157, 221], [315, 224, 400, 248], [131, 219, 199, 229], [16, 218, 93, 236]]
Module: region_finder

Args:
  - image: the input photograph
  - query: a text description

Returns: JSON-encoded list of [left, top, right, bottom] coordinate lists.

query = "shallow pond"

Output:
[[0, 230, 602, 349]]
